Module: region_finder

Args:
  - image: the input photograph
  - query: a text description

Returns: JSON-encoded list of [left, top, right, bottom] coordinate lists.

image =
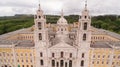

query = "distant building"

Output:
[[0, 2, 120, 67]]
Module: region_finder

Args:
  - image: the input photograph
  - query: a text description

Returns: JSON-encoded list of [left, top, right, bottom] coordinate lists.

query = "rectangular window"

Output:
[[52, 53, 54, 57], [83, 22, 87, 30], [61, 52, 63, 58], [40, 60, 44, 65]]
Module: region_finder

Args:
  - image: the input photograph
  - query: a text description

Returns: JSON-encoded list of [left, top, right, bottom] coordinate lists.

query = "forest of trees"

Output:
[[0, 14, 120, 35]]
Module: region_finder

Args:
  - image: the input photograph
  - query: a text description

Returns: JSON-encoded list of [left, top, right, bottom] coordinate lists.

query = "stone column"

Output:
[[68, 60, 69, 67], [55, 60, 56, 67]]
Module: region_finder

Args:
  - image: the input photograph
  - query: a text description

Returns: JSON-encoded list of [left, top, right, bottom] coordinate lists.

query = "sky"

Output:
[[0, 0, 120, 16]]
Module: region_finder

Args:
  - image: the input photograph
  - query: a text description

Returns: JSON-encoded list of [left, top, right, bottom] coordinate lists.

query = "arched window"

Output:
[[69, 60, 72, 67], [83, 23, 87, 30], [40, 60, 44, 65], [38, 22, 42, 30], [83, 34, 86, 41], [60, 60, 64, 67], [39, 33, 42, 40], [81, 60, 84, 66], [39, 16, 41, 18], [52, 60, 55, 67], [61, 52, 64, 58]]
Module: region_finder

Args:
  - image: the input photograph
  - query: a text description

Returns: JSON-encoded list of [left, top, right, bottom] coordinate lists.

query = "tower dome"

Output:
[[57, 10, 68, 25]]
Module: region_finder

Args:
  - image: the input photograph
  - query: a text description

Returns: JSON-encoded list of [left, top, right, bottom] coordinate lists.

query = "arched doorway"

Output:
[[52, 60, 55, 67], [60, 60, 64, 67], [65, 62, 67, 67], [81, 60, 84, 66], [69, 60, 72, 67]]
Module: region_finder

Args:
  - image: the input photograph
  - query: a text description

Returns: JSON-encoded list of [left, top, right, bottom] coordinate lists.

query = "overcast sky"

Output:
[[0, 0, 120, 16]]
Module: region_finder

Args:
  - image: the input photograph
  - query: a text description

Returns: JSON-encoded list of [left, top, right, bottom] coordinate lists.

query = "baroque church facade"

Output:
[[34, 3, 91, 67], [0, 2, 120, 67]]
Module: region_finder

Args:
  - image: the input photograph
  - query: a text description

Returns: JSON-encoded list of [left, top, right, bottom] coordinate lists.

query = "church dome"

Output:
[[57, 17, 68, 25], [57, 10, 68, 25]]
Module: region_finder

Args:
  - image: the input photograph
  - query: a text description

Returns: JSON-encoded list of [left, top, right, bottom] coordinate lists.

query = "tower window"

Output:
[[39, 16, 41, 18], [83, 22, 87, 30], [61, 52, 64, 58], [81, 60, 84, 66], [40, 60, 44, 65], [39, 33, 42, 40], [83, 34, 86, 41], [38, 22, 42, 30]]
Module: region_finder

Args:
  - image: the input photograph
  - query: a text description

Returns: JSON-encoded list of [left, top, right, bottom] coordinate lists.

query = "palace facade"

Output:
[[0, 2, 120, 67]]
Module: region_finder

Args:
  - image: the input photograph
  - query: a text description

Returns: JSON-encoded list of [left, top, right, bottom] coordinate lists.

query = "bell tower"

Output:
[[76, 0, 91, 67], [78, 0, 91, 48], [34, 3, 48, 67], [34, 3, 48, 48]]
